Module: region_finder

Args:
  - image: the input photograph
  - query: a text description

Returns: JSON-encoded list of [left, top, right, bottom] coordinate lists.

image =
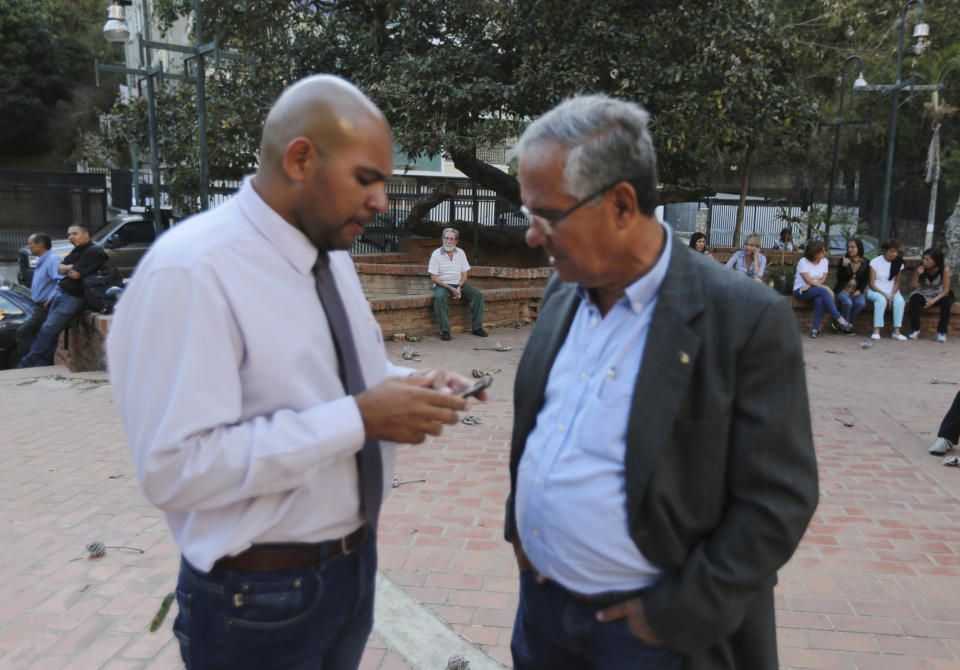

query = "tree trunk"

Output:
[[404, 181, 459, 228], [450, 148, 521, 205], [449, 147, 714, 206], [732, 142, 756, 248], [945, 190, 960, 286]]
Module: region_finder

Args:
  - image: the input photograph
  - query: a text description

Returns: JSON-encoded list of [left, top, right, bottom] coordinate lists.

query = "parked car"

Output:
[[18, 206, 176, 288], [0, 283, 36, 369]]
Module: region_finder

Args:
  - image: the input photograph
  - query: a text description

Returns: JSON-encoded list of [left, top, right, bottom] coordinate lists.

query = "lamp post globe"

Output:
[[102, 4, 130, 43]]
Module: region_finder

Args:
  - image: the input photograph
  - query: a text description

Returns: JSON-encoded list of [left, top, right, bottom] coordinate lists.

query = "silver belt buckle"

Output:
[[340, 535, 351, 554]]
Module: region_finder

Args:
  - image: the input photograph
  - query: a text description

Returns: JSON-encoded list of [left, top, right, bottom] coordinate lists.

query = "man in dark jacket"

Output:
[[505, 94, 819, 669], [18, 223, 106, 367]]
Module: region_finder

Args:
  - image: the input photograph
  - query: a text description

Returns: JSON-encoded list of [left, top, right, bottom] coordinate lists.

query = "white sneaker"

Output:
[[930, 437, 955, 455], [937, 333, 947, 343], [870, 333, 881, 340], [891, 333, 907, 341], [908, 331, 919, 340]]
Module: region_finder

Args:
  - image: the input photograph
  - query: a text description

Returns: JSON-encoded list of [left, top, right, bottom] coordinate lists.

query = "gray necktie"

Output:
[[313, 252, 383, 528]]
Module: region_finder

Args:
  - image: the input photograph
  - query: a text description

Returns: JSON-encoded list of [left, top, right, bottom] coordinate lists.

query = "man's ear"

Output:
[[282, 137, 314, 183], [610, 182, 638, 228]]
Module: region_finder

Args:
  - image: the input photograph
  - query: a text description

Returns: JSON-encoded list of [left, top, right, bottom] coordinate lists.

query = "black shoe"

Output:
[[472, 328, 488, 337], [441, 331, 451, 341]]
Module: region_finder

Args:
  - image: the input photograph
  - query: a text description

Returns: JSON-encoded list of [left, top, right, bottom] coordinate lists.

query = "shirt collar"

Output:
[[237, 176, 319, 276], [576, 221, 673, 314]]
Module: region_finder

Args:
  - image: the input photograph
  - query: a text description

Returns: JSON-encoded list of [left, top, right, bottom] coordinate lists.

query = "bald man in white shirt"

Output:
[[107, 75, 482, 670]]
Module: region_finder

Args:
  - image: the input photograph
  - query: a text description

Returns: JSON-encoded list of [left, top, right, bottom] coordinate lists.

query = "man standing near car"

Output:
[[505, 95, 818, 668], [428, 227, 487, 340], [18, 224, 106, 368], [16, 233, 59, 359], [107, 75, 480, 669]]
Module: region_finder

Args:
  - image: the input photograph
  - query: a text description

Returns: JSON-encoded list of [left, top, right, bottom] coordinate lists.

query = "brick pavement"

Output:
[[1, 322, 959, 669]]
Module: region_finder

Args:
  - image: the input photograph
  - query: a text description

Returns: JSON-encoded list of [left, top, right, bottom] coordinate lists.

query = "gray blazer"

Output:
[[505, 241, 819, 669]]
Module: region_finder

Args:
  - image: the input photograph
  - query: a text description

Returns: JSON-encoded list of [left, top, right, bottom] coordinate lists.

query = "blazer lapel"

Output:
[[624, 244, 706, 525], [511, 278, 580, 473]]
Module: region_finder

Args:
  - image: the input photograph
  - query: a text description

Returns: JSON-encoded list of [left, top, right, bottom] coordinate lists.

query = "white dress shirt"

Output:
[[428, 246, 470, 285], [107, 177, 410, 572]]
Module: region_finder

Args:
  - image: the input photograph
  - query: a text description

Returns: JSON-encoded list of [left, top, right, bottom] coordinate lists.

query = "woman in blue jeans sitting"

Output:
[[793, 240, 855, 338], [834, 238, 869, 325]]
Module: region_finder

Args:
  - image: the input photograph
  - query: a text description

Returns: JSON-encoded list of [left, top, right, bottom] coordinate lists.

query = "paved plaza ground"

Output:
[[1, 322, 959, 669]]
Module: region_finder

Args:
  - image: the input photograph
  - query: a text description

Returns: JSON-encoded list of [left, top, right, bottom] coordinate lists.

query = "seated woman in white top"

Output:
[[792, 240, 855, 338], [866, 239, 907, 340], [725, 234, 766, 279]]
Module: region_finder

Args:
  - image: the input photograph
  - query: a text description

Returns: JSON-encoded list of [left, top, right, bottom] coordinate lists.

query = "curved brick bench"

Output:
[[788, 295, 960, 336], [370, 287, 543, 339]]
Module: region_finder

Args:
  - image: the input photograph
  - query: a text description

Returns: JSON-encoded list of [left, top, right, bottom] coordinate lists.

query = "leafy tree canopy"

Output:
[[0, 0, 116, 158], [107, 0, 819, 212]]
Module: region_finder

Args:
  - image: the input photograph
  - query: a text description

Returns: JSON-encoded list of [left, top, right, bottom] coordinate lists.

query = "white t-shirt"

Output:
[[793, 257, 829, 292], [869, 255, 897, 295]]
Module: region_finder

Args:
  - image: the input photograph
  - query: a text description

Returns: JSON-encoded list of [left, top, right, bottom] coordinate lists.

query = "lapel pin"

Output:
[[679, 351, 690, 365]]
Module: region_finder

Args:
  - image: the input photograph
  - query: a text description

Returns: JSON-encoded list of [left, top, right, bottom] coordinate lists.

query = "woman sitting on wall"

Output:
[[793, 240, 855, 338], [834, 238, 870, 326], [773, 227, 795, 251], [908, 247, 954, 342], [866, 239, 907, 341], [688, 232, 712, 256], [726, 234, 766, 280]]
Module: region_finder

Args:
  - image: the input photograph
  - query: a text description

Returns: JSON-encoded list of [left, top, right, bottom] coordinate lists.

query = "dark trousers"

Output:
[[908, 292, 955, 334], [432, 283, 484, 332], [511, 571, 685, 670], [16, 301, 49, 356], [939, 391, 960, 445], [17, 293, 84, 368], [173, 531, 377, 670]]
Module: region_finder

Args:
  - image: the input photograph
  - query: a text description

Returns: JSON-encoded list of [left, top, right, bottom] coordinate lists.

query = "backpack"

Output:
[[83, 265, 124, 312]]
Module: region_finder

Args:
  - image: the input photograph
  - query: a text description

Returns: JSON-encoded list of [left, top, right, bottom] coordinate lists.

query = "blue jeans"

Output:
[[174, 531, 377, 670], [793, 287, 842, 331], [836, 292, 866, 323], [17, 293, 84, 368], [511, 572, 685, 670]]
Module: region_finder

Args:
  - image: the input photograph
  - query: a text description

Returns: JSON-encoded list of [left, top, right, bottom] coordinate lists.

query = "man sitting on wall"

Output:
[[16, 233, 60, 359], [428, 227, 487, 341], [18, 224, 106, 368]]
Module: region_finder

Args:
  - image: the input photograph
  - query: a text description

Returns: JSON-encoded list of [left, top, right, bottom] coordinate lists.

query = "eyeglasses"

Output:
[[519, 180, 622, 236]]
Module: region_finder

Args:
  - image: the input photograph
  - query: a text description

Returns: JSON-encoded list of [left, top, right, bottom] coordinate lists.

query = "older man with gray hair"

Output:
[[505, 94, 818, 669], [428, 226, 486, 340]]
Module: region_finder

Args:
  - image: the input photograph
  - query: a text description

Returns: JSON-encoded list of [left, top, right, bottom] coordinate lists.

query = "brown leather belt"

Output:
[[213, 525, 367, 572]]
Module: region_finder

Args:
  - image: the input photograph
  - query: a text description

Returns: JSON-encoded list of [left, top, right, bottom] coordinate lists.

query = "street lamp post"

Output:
[[879, 0, 930, 243], [98, 0, 248, 214], [823, 55, 870, 242]]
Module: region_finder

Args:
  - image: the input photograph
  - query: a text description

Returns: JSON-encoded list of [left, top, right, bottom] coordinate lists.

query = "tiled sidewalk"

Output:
[[1, 324, 958, 669]]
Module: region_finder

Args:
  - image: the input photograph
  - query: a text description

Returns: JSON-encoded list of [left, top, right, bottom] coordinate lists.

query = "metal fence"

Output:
[[351, 177, 525, 255], [0, 172, 108, 260], [705, 199, 806, 248]]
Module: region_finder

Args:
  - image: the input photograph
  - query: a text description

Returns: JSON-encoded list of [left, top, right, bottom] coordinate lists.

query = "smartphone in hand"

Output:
[[458, 375, 493, 399]]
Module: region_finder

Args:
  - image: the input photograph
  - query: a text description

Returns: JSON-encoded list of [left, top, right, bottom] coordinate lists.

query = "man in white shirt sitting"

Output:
[[428, 227, 487, 340]]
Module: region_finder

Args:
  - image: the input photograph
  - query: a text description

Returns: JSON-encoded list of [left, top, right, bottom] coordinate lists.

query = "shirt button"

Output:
[[532, 529, 540, 537], [590, 317, 598, 326], [558, 424, 565, 432], [633, 302, 643, 310], [580, 372, 588, 380], [535, 476, 543, 484]]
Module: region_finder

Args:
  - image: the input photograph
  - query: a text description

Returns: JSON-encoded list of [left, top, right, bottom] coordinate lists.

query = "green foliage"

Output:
[[776, 202, 865, 248], [105, 0, 820, 213], [0, 0, 117, 157]]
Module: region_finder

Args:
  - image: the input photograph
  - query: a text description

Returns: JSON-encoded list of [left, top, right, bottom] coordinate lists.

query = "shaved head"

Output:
[[259, 74, 389, 171], [251, 74, 394, 252]]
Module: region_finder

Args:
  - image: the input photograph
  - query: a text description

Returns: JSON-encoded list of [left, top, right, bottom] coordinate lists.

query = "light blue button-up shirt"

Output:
[[516, 224, 673, 595], [31, 251, 61, 304]]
